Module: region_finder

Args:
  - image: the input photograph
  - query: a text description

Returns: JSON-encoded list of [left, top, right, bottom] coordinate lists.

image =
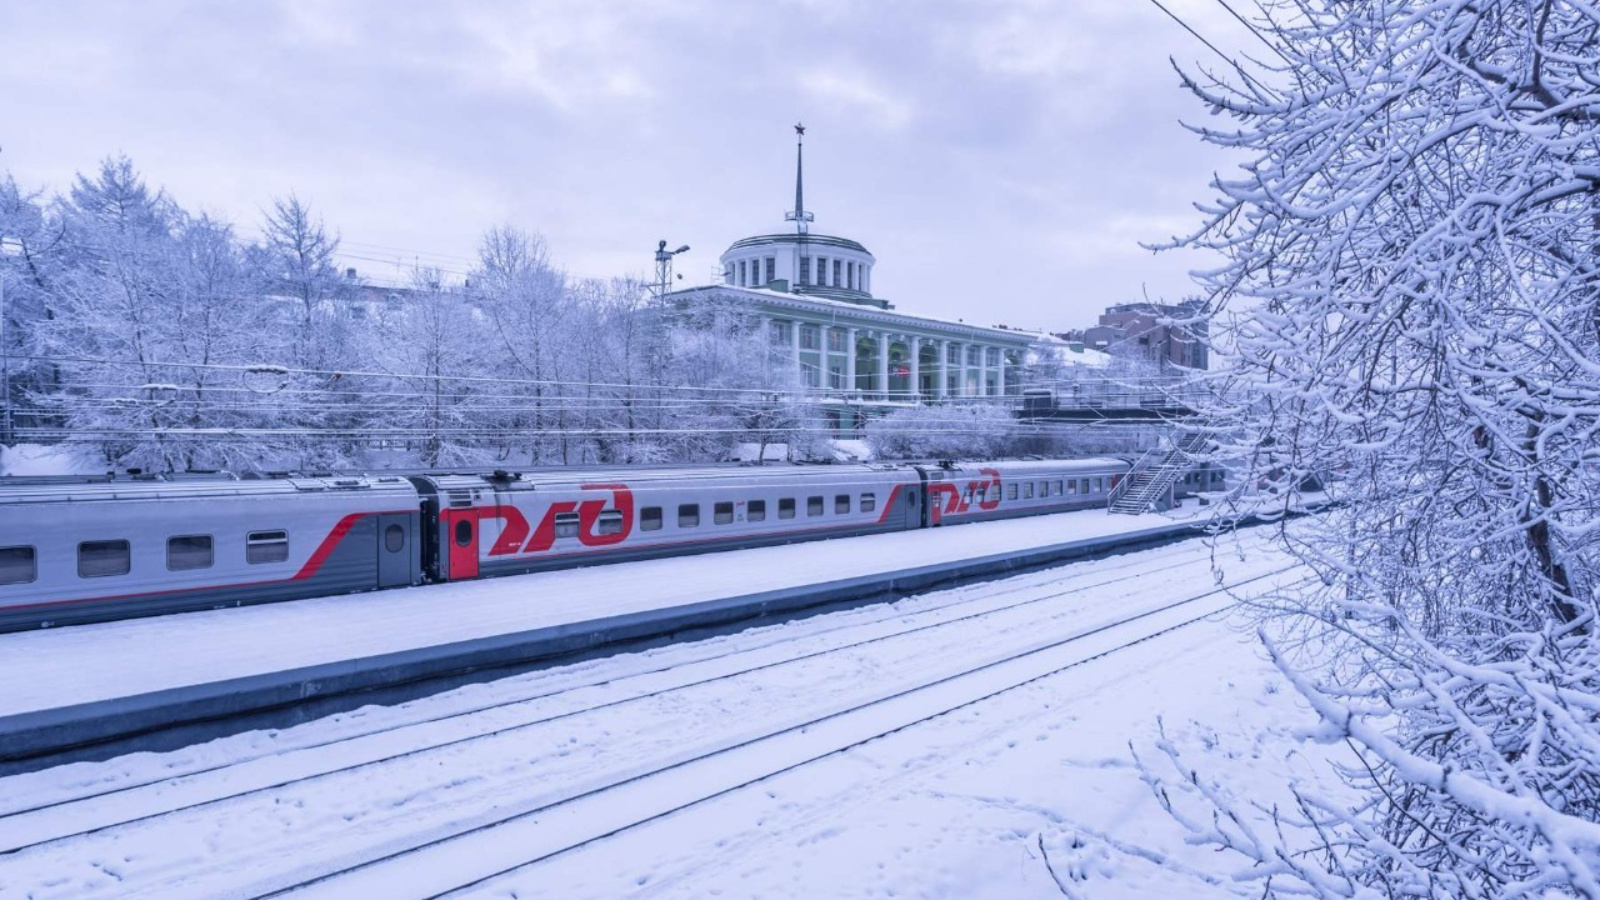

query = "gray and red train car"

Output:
[[0, 457, 1218, 632]]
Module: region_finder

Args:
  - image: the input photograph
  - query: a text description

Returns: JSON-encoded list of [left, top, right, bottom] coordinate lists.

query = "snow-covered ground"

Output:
[[0, 528, 1348, 899]]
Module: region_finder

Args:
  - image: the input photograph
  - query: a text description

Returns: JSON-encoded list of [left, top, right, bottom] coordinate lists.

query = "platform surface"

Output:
[[0, 506, 1212, 720]]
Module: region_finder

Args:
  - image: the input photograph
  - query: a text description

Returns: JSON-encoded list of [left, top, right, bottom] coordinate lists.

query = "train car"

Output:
[[917, 458, 1130, 526], [408, 464, 926, 581], [0, 473, 423, 630]]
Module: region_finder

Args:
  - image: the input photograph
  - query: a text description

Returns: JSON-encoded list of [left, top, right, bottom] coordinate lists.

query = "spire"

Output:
[[784, 123, 814, 234]]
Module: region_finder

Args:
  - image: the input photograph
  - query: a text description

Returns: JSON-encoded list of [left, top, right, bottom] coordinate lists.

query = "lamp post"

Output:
[[653, 240, 690, 299], [0, 254, 10, 447]]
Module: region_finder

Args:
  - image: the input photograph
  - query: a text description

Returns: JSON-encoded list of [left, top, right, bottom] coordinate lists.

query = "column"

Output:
[[791, 319, 802, 384], [846, 327, 858, 393], [877, 332, 890, 397], [819, 324, 831, 390], [937, 340, 949, 399], [996, 351, 1008, 397], [979, 345, 991, 396], [909, 336, 921, 402]]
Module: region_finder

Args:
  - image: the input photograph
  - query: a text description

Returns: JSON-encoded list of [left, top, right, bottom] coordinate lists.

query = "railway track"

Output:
[[0, 537, 1301, 899]]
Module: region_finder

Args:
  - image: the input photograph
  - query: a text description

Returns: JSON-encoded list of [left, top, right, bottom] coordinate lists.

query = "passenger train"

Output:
[[0, 457, 1225, 632]]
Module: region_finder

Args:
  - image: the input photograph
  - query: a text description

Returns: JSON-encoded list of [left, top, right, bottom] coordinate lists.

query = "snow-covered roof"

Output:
[[668, 285, 1043, 347]]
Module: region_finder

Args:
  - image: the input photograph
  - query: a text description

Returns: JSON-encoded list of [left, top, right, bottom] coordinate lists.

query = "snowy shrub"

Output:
[[862, 403, 1018, 460]]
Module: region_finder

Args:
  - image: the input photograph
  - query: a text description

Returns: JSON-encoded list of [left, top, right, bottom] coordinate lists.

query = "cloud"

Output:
[[796, 70, 914, 133]]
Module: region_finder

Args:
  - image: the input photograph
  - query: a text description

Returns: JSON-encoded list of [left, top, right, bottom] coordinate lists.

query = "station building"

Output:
[[663, 128, 1039, 433]]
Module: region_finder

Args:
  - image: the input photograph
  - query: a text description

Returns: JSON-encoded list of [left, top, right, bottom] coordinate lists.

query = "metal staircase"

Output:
[[1108, 432, 1208, 515]]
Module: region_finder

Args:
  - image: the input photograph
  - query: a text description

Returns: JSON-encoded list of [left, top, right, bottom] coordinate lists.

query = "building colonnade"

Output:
[[761, 315, 1021, 401]]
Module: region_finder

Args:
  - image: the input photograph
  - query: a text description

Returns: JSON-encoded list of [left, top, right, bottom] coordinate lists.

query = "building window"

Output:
[[800, 324, 820, 350], [800, 256, 811, 285], [738, 260, 747, 286], [828, 328, 846, 353], [167, 535, 214, 571], [770, 320, 791, 345], [640, 506, 664, 531], [829, 364, 845, 389], [0, 546, 36, 585], [765, 257, 776, 283], [986, 347, 1001, 367], [947, 343, 960, 363], [848, 261, 856, 290], [832, 259, 841, 287], [966, 345, 981, 366], [804, 363, 821, 387]]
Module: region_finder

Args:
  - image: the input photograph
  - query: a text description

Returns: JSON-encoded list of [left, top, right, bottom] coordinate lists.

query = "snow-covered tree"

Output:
[[1144, 3, 1600, 896], [471, 226, 573, 462], [0, 173, 54, 444], [365, 270, 497, 468], [655, 290, 804, 461]]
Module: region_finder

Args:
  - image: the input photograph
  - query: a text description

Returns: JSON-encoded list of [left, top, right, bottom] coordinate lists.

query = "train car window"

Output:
[[1093, 477, 1103, 493], [1007, 484, 1018, 501], [0, 546, 36, 585], [79, 539, 132, 578], [1025, 482, 1035, 499], [640, 506, 664, 531], [860, 493, 876, 513], [554, 512, 580, 538], [167, 535, 214, 571], [748, 500, 767, 522], [835, 494, 850, 514], [454, 520, 473, 547], [807, 496, 824, 517], [596, 510, 624, 535], [714, 501, 734, 525], [384, 525, 406, 552], [778, 498, 796, 519], [678, 504, 700, 528], [247, 531, 290, 564], [1055, 480, 1064, 495], [964, 486, 975, 505]]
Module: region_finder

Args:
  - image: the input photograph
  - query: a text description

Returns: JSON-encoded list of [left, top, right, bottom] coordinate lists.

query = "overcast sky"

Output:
[[0, 0, 1257, 330]]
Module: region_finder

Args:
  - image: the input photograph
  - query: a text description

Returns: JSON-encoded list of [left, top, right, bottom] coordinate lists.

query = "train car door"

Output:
[[446, 512, 480, 580], [376, 513, 413, 588]]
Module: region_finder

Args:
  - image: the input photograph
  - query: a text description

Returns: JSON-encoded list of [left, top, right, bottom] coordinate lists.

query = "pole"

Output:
[[1, 269, 10, 445]]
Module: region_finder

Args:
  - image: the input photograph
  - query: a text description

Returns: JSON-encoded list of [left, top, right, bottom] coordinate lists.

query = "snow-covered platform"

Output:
[[0, 508, 1213, 764]]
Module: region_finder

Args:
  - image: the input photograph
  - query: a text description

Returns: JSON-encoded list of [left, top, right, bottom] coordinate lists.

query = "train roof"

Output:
[[0, 472, 419, 505], [410, 462, 919, 492]]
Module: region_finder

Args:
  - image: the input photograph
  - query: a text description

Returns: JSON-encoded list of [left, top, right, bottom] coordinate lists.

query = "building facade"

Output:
[[1080, 300, 1208, 371], [668, 126, 1036, 433]]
